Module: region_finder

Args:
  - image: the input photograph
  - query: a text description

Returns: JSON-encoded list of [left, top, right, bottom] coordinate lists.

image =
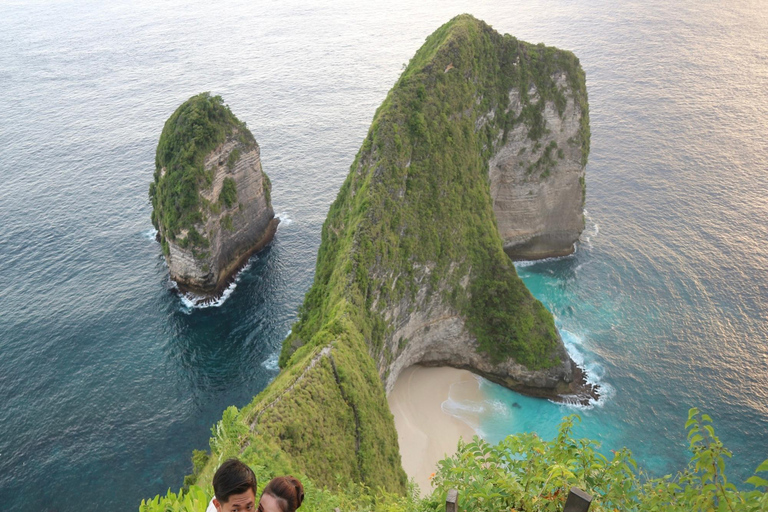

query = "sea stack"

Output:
[[149, 93, 277, 296]]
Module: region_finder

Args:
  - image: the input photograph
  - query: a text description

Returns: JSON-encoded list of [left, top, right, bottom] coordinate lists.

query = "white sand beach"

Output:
[[387, 365, 482, 494]]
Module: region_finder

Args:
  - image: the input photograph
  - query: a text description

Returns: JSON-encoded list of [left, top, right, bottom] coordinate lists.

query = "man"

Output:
[[206, 458, 258, 512]]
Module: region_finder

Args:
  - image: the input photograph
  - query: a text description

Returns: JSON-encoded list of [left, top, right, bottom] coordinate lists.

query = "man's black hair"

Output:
[[213, 458, 257, 503]]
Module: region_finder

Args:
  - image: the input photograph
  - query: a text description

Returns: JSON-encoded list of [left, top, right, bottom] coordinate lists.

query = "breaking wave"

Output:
[[261, 352, 280, 371], [175, 259, 255, 312], [143, 228, 158, 241], [275, 211, 293, 230], [555, 327, 613, 409]]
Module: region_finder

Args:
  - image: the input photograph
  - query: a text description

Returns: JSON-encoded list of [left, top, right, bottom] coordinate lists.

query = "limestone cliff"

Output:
[[283, 15, 594, 404], [149, 93, 277, 296], [377, 282, 575, 398], [490, 72, 588, 259]]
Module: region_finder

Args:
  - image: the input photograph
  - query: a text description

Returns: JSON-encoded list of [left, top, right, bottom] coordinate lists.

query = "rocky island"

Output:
[[149, 93, 277, 298]]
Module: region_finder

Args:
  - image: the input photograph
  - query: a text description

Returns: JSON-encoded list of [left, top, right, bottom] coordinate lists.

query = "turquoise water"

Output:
[[1, 0, 766, 509]]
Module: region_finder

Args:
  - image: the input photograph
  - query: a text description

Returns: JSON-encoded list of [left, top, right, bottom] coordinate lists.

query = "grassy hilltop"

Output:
[[140, 14, 768, 512]]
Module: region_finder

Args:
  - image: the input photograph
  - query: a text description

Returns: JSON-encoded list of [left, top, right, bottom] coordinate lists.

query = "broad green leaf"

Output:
[[745, 476, 768, 488]]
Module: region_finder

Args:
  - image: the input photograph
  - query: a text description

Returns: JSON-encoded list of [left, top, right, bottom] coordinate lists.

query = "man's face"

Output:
[[213, 488, 256, 512]]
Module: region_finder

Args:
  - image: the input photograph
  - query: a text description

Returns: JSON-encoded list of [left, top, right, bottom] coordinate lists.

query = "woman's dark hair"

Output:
[[212, 458, 258, 503], [261, 476, 304, 512]]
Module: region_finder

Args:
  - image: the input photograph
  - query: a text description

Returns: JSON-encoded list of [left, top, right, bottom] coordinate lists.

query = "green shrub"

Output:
[[222, 214, 234, 231], [227, 148, 241, 170], [263, 173, 271, 203], [425, 410, 768, 512], [219, 178, 237, 208]]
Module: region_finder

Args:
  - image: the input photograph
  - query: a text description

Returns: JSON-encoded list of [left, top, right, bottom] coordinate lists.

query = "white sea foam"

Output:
[[261, 352, 280, 371], [143, 228, 158, 241], [582, 210, 600, 248], [488, 398, 512, 416], [574, 261, 591, 273], [514, 250, 577, 268], [177, 259, 254, 312], [275, 211, 293, 231], [441, 398, 485, 415], [441, 398, 483, 435], [555, 325, 613, 409], [440, 376, 490, 436]]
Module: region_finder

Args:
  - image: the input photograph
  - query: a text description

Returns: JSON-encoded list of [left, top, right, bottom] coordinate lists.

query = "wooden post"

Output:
[[445, 489, 458, 512], [563, 487, 592, 512]]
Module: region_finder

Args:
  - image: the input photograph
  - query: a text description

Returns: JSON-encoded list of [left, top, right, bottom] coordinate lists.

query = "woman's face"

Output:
[[259, 493, 283, 512]]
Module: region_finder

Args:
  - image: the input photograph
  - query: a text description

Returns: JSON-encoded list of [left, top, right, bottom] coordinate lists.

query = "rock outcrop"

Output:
[[165, 134, 277, 295], [150, 93, 277, 297], [377, 279, 575, 398], [282, 15, 595, 404], [489, 74, 588, 260]]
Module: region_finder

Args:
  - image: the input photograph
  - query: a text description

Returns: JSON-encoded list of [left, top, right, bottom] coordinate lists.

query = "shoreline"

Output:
[[418, 359, 600, 407], [387, 366, 481, 494]]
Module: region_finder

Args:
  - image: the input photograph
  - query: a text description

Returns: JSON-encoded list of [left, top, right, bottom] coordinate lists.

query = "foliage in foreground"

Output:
[[425, 409, 768, 512], [141, 409, 768, 512]]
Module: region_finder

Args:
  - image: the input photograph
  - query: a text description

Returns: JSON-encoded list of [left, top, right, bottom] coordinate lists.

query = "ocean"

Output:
[[0, 0, 766, 509]]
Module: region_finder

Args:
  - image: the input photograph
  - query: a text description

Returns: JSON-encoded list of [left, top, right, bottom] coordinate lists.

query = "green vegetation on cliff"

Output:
[[282, 14, 590, 369], [175, 341, 406, 494], [149, 92, 255, 250]]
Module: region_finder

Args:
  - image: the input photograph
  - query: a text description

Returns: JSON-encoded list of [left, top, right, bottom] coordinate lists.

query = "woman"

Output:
[[258, 476, 304, 512]]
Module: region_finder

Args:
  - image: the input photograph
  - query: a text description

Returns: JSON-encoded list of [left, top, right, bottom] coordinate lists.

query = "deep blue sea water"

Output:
[[1, 0, 766, 509]]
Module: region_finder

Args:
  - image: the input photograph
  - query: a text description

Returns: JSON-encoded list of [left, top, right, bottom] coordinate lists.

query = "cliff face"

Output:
[[377, 276, 574, 397], [150, 94, 277, 296], [489, 73, 588, 259], [375, 69, 589, 391], [165, 133, 277, 294]]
